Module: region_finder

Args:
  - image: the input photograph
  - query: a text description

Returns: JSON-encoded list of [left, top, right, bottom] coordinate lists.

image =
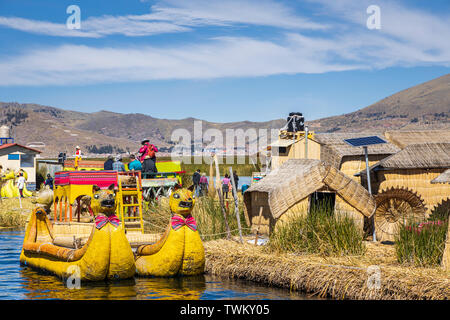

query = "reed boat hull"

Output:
[[135, 223, 205, 277], [20, 208, 135, 281]]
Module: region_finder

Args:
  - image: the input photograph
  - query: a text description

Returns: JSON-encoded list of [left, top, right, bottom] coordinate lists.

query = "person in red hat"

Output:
[[139, 139, 158, 175], [74, 145, 82, 170]]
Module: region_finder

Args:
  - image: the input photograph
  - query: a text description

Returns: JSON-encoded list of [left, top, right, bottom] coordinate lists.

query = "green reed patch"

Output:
[[395, 219, 448, 267], [267, 206, 366, 257]]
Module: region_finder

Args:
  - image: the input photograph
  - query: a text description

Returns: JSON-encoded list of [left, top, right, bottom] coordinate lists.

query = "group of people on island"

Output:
[[43, 140, 245, 198], [192, 168, 239, 199]]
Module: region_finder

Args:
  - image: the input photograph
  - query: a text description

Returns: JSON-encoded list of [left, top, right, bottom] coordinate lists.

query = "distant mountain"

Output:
[[1, 74, 448, 157], [0, 102, 284, 157], [307, 73, 450, 133]]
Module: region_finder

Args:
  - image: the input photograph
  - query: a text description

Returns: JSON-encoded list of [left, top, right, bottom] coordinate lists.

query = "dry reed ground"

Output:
[[204, 237, 450, 300], [3, 195, 448, 300], [0, 197, 35, 228]]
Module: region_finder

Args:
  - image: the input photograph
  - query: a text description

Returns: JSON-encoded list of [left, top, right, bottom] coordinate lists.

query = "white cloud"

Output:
[[0, 0, 449, 86], [0, 0, 326, 38], [141, 0, 327, 30], [0, 36, 359, 86], [0, 15, 191, 38]]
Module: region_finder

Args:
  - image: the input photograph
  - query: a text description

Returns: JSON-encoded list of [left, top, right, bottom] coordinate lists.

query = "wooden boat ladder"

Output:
[[117, 171, 144, 234]]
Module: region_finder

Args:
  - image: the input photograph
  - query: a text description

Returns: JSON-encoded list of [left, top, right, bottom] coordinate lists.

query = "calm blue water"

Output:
[[0, 229, 307, 300], [209, 176, 252, 190]]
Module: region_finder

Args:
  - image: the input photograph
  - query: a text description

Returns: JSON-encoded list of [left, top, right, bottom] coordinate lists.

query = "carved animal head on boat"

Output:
[[169, 187, 195, 217], [90, 184, 117, 216], [32, 187, 54, 211]]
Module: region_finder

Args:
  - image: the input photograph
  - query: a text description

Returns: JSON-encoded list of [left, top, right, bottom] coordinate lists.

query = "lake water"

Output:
[[0, 229, 309, 300], [209, 176, 252, 190]]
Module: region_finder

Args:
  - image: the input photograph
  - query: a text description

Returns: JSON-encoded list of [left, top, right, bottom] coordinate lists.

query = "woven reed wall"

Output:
[[340, 154, 389, 183], [289, 138, 321, 161], [52, 223, 93, 236], [334, 195, 365, 230], [376, 169, 450, 214], [278, 197, 309, 222], [272, 138, 321, 170], [248, 191, 274, 235]]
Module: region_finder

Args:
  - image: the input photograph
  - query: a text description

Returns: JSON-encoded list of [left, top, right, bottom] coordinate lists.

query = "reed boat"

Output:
[[135, 188, 205, 277], [20, 186, 136, 281]]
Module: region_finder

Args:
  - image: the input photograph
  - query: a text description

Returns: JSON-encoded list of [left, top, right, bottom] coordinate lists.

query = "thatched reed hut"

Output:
[[357, 142, 450, 242], [431, 169, 450, 184], [243, 159, 375, 235], [269, 132, 399, 224], [384, 129, 450, 148]]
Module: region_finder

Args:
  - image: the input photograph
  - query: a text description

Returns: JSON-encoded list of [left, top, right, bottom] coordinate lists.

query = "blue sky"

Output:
[[0, 0, 449, 122]]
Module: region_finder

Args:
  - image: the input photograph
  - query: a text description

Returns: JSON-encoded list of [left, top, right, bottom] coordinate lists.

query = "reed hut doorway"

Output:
[[309, 191, 336, 216]]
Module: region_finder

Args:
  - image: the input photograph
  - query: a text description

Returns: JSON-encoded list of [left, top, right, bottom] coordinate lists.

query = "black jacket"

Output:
[[192, 172, 201, 185], [104, 159, 114, 170]]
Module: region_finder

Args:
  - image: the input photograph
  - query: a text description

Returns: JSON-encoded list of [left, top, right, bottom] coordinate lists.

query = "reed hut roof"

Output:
[[385, 130, 450, 149], [431, 169, 450, 184], [368, 142, 450, 170], [244, 159, 375, 219], [314, 133, 400, 168]]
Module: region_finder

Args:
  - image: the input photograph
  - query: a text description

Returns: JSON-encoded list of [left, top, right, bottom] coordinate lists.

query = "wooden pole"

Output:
[[208, 155, 215, 198], [254, 206, 264, 245], [229, 167, 243, 243], [214, 154, 221, 195], [217, 188, 231, 240], [65, 198, 68, 222]]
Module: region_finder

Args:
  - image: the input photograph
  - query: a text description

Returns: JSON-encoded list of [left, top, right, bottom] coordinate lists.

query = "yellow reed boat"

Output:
[[20, 186, 135, 281], [135, 188, 205, 277]]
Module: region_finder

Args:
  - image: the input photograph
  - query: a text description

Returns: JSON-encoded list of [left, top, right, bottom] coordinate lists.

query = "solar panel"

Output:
[[344, 136, 386, 147]]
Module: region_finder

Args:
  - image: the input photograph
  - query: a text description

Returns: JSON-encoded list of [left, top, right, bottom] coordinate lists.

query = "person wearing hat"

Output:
[[138, 139, 158, 163], [112, 155, 126, 172], [74, 145, 82, 170]]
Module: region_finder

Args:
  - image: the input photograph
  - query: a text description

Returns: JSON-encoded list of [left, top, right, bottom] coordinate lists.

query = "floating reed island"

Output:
[[220, 128, 450, 299], [204, 238, 450, 300]]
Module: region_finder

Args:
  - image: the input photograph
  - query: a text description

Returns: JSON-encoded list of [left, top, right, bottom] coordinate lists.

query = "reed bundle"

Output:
[[204, 239, 450, 300], [0, 197, 35, 227]]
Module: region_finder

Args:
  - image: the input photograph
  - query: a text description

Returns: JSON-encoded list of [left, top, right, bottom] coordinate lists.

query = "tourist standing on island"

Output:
[[128, 154, 142, 171], [233, 170, 239, 190], [113, 155, 126, 172], [104, 155, 114, 170], [17, 172, 26, 198], [222, 174, 230, 199], [199, 173, 208, 196], [44, 174, 54, 190], [192, 169, 201, 197]]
